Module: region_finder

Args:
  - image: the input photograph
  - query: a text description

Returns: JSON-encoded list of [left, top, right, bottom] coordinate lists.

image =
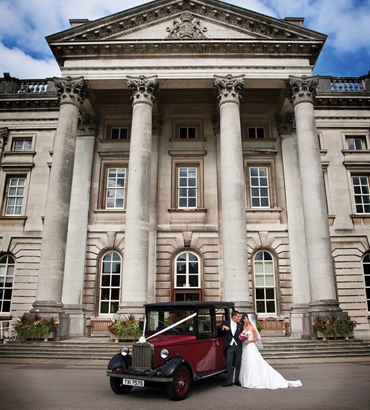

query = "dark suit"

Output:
[[218, 319, 243, 385]]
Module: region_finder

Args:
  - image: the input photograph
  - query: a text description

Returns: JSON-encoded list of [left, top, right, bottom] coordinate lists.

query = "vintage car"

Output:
[[107, 301, 234, 400]]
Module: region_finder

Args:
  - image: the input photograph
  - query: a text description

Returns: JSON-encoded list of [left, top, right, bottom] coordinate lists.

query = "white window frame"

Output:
[[175, 251, 200, 289], [111, 127, 129, 140], [178, 167, 197, 209], [105, 167, 126, 209], [253, 251, 276, 315], [249, 167, 270, 208], [0, 254, 14, 313], [352, 175, 370, 214], [363, 254, 370, 313], [99, 251, 121, 315], [247, 126, 265, 139], [4, 176, 26, 216], [12, 138, 33, 152], [172, 119, 203, 140]]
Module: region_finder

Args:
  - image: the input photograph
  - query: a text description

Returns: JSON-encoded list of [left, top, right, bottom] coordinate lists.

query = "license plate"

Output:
[[122, 378, 144, 387]]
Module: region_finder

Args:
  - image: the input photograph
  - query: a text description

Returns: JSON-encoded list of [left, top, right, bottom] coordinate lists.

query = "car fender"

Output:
[[107, 353, 131, 372], [160, 357, 192, 378]]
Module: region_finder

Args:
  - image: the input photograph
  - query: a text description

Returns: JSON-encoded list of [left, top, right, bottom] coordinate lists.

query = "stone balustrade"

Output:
[[318, 74, 370, 93]]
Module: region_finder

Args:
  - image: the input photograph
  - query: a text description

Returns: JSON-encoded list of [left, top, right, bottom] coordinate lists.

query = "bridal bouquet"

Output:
[[238, 331, 249, 341]]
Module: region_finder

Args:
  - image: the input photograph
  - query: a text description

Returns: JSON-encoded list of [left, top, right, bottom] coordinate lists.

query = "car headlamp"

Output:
[[160, 348, 169, 359], [120, 347, 129, 357]]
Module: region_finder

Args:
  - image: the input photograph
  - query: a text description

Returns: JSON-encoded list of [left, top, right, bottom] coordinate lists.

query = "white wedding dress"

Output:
[[239, 331, 302, 389]]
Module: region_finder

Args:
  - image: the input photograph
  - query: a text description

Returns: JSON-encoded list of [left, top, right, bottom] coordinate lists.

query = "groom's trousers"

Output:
[[226, 344, 241, 384]]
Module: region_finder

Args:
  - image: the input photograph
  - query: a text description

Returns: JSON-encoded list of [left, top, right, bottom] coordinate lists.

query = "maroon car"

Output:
[[107, 301, 234, 400]]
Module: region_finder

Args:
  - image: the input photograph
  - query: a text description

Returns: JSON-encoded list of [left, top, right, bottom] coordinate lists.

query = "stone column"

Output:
[[277, 113, 310, 335], [118, 75, 158, 317], [62, 113, 99, 336], [32, 76, 86, 315], [288, 76, 341, 319], [214, 74, 251, 312]]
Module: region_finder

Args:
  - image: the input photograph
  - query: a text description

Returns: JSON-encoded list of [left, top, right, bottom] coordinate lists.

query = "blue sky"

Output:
[[0, 0, 369, 79]]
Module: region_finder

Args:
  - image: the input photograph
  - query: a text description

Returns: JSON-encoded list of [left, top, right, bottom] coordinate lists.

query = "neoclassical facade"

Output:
[[0, 0, 369, 339]]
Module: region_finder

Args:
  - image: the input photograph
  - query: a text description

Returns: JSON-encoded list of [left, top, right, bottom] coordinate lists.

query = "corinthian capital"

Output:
[[127, 75, 158, 105], [0, 127, 9, 151], [54, 76, 87, 107], [78, 113, 100, 137], [213, 74, 244, 105], [287, 75, 319, 106], [276, 113, 295, 135]]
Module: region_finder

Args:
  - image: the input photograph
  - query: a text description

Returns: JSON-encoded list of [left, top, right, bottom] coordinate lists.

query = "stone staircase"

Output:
[[0, 338, 369, 362]]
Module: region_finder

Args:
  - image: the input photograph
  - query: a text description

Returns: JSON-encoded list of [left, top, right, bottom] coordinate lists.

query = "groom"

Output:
[[218, 310, 243, 387]]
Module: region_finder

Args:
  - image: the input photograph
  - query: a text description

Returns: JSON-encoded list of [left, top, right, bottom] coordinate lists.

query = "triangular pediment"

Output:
[[47, 0, 326, 67], [47, 0, 326, 44]]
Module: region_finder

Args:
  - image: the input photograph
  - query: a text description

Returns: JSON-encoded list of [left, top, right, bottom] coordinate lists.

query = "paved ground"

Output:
[[0, 359, 369, 410]]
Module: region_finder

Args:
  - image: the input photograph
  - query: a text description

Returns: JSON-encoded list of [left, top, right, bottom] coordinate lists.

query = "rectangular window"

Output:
[[12, 138, 32, 152], [250, 167, 270, 208], [111, 127, 129, 140], [346, 136, 366, 150], [179, 127, 196, 139], [178, 167, 197, 208], [105, 168, 126, 209], [352, 176, 370, 214], [5, 177, 26, 215], [248, 127, 265, 139]]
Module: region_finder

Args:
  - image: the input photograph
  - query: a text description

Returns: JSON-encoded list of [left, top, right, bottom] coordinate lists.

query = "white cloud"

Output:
[[0, 43, 60, 79], [0, 0, 368, 79]]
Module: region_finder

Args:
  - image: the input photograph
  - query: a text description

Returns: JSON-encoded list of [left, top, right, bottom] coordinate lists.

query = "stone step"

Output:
[[1, 339, 369, 361]]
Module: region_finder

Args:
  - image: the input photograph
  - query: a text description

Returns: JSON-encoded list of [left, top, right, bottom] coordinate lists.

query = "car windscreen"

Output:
[[147, 308, 196, 333]]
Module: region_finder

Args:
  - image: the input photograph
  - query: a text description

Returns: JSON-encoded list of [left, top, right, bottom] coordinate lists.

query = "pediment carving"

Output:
[[166, 12, 207, 39]]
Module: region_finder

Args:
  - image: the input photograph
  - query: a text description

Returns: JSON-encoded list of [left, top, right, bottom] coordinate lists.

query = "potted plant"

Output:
[[108, 315, 142, 343], [13, 313, 59, 342], [312, 315, 356, 341]]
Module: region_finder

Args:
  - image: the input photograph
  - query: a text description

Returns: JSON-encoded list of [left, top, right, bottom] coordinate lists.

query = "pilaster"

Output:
[[62, 113, 99, 337]]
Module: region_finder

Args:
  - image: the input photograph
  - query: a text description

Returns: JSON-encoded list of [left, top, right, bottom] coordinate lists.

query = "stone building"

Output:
[[0, 0, 369, 339]]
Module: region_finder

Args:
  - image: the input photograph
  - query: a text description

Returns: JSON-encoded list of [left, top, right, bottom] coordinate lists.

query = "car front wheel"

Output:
[[109, 377, 133, 395], [166, 365, 191, 401]]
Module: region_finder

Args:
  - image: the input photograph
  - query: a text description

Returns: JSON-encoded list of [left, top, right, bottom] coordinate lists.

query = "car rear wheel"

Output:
[[166, 365, 191, 401], [109, 377, 133, 395]]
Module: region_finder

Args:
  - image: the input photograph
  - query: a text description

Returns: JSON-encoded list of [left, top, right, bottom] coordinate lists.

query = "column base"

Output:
[[303, 300, 346, 339], [63, 304, 86, 337], [117, 303, 145, 320], [234, 301, 254, 314], [290, 304, 309, 336], [31, 300, 65, 315]]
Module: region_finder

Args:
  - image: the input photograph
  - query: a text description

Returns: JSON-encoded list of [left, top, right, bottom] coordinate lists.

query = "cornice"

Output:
[[315, 93, 370, 109], [47, 1, 325, 66], [0, 96, 59, 111]]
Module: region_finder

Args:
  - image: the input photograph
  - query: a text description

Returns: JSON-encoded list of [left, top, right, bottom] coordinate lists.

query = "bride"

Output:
[[239, 313, 302, 389]]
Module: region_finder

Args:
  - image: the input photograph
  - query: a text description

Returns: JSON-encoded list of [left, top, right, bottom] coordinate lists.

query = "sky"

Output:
[[0, 0, 369, 79]]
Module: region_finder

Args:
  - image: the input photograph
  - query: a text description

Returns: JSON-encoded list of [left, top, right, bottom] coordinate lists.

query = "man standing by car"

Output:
[[218, 310, 243, 387]]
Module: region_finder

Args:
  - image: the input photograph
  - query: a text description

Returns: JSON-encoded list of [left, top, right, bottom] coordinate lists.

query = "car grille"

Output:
[[132, 342, 153, 370]]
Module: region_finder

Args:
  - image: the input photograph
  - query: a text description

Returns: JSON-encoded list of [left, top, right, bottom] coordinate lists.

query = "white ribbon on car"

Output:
[[138, 312, 197, 343]]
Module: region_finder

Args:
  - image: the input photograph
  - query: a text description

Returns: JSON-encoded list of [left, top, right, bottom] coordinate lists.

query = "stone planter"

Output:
[[315, 330, 353, 341], [42, 332, 56, 341], [110, 334, 121, 343]]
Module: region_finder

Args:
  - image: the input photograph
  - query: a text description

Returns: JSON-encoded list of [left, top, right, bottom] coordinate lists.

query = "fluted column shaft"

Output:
[[33, 76, 86, 314], [119, 75, 158, 316], [214, 75, 251, 311], [288, 76, 339, 314]]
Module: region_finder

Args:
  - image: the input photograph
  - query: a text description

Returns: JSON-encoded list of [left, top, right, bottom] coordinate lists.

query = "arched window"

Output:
[[253, 251, 276, 314], [171, 251, 203, 301], [99, 251, 121, 315], [175, 252, 200, 288], [0, 254, 14, 313], [363, 254, 370, 312]]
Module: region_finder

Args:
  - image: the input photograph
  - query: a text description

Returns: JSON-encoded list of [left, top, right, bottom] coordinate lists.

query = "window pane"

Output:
[[101, 276, 110, 287], [255, 262, 264, 273], [189, 261, 198, 273], [177, 275, 186, 287], [255, 275, 264, 286], [266, 288, 275, 299], [265, 275, 274, 286], [255, 288, 265, 299], [266, 301, 275, 313], [189, 275, 198, 287], [188, 128, 196, 138]]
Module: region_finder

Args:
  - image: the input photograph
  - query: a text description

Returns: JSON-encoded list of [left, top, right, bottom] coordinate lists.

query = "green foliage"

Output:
[[14, 313, 58, 341], [312, 315, 356, 338], [108, 315, 142, 341], [256, 320, 263, 333]]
